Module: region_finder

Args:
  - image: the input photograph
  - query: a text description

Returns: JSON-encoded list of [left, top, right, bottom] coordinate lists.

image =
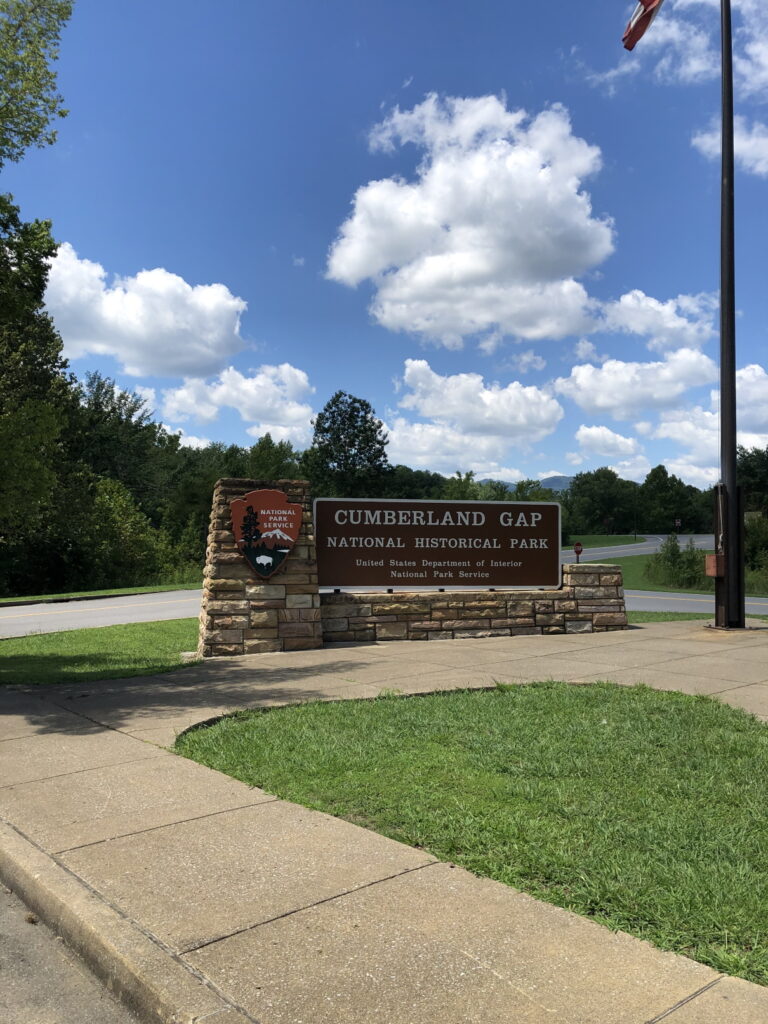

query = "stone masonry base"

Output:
[[320, 564, 627, 643]]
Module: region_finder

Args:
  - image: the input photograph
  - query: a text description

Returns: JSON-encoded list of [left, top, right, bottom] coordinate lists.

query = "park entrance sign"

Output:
[[314, 499, 561, 589], [198, 480, 626, 659]]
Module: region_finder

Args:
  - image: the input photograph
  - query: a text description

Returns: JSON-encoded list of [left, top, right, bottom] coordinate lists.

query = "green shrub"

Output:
[[644, 534, 713, 591], [745, 516, 768, 571]]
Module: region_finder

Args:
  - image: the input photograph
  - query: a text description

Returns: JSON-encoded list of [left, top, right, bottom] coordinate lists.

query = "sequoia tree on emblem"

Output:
[[230, 489, 302, 579]]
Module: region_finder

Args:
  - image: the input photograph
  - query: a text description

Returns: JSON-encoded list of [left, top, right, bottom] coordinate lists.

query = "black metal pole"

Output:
[[715, 0, 745, 628]]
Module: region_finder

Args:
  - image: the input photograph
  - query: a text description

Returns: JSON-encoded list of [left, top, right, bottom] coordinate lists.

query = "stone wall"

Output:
[[198, 478, 322, 657], [197, 478, 628, 657], [319, 564, 627, 642]]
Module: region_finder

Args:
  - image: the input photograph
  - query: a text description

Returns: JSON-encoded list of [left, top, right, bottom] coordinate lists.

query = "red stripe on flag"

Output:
[[623, 0, 665, 51]]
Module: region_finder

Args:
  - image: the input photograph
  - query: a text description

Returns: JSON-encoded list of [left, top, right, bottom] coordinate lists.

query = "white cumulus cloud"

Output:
[[45, 243, 247, 377], [161, 364, 315, 446], [327, 95, 613, 349], [652, 360, 768, 483], [399, 358, 563, 443], [601, 290, 717, 352], [507, 349, 547, 374], [575, 425, 642, 458], [574, 339, 604, 363], [609, 455, 653, 483], [385, 417, 522, 480], [734, 364, 768, 429], [175, 431, 211, 450], [693, 115, 768, 177], [554, 348, 718, 418]]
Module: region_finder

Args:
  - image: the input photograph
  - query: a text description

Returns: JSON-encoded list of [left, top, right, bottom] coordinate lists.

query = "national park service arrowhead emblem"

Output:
[[230, 489, 302, 579]]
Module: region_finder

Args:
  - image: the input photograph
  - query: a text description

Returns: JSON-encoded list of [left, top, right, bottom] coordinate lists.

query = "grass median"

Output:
[[176, 681, 768, 985], [0, 618, 199, 687]]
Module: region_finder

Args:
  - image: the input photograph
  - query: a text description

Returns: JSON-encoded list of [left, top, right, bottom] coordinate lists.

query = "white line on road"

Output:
[[0, 596, 201, 620]]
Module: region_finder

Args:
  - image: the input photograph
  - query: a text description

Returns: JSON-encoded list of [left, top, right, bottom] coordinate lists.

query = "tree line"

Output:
[[5, 345, 768, 598]]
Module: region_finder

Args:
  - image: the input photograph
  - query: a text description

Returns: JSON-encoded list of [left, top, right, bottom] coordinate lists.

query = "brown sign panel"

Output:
[[315, 499, 561, 589], [231, 489, 302, 579]]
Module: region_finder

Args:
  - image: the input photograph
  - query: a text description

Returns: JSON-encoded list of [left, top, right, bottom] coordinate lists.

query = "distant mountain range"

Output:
[[479, 475, 574, 493], [539, 475, 574, 492]]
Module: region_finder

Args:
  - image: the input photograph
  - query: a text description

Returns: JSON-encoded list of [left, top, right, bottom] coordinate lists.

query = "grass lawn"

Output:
[[569, 534, 644, 548], [0, 618, 199, 687], [0, 582, 201, 605], [176, 682, 768, 985]]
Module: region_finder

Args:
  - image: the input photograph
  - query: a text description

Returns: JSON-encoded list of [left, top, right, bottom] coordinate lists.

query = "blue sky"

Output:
[[7, 0, 768, 487]]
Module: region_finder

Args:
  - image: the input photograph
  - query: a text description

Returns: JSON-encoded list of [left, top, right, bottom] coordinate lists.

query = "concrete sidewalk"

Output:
[[1, 619, 768, 1023]]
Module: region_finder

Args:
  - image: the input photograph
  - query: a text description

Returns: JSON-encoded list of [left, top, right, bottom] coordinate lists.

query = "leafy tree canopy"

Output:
[[65, 372, 181, 521], [566, 468, 639, 535], [0, 197, 73, 533], [0, 0, 72, 167], [246, 433, 301, 480], [509, 479, 556, 502], [738, 445, 768, 516], [303, 390, 389, 496]]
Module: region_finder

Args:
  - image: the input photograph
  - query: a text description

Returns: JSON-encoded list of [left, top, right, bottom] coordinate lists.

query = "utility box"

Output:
[[705, 554, 725, 578]]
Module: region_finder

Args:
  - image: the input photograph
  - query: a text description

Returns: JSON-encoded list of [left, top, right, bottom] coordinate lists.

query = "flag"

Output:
[[622, 0, 666, 51]]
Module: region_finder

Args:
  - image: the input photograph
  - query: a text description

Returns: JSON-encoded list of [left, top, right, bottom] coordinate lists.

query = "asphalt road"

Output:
[[577, 534, 714, 562], [0, 884, 138, 1024], [3, 535, 766, 639], [0, 590, 203, 639], [625, 589, 768, 615]]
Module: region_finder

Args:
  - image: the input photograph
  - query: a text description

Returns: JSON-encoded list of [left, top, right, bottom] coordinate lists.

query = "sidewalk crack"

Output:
[[644, 976, 724, 1023], [182, 860, 440, 955]]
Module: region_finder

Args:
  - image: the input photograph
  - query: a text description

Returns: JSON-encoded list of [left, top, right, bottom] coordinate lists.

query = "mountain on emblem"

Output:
[[261, 528, 293, 542], [230, 489, 302, 579]]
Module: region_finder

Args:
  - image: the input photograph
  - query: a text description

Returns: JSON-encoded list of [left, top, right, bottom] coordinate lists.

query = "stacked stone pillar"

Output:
[[197, 479, 322, 658]]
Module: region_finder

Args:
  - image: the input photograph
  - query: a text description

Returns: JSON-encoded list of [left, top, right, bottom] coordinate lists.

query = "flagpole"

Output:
[[716, 0, 745, 628]]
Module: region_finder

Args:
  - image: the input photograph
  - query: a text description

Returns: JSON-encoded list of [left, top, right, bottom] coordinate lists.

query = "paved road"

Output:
[[579, 534, 714, 562], [1, 884, 138, 1024], [626, 589, 768, 615], [0, 591, 203, 639]]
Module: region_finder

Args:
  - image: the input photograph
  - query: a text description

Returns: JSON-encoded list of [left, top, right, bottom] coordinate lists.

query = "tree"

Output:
[[565, 468, 639, 535], [83, 477, 176, 589], [0, 196, 74, 534], [302, 391, 389, 497], [246, 433, 300, 480], [738, 445, 768, 516], [639, 465, 698, 533], [159, 442, 251, 563], [442, 470, 480, 500], [0, 0, 72, 168], [380, 464, 446, 499], [476, 479, 513, 501], [65, 372, 180, 522], [510, 479, 557, 502]]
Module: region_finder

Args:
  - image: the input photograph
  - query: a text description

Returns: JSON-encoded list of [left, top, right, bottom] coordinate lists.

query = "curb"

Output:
[[0, 821, 253, 1024]]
